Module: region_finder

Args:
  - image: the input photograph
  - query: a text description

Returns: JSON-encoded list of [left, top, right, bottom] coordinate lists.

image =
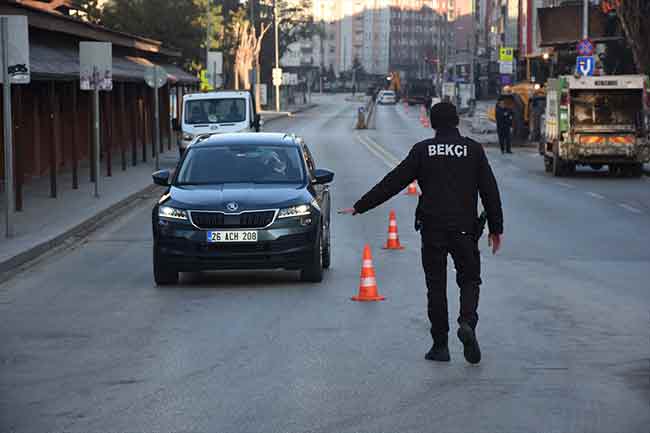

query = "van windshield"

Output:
[[185, 98, 247, 125]]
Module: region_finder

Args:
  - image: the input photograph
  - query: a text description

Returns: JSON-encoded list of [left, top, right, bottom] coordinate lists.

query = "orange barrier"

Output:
[[405, 181, 419, 196], [351, 245, 386, 302], [383, 210, 404, 250]]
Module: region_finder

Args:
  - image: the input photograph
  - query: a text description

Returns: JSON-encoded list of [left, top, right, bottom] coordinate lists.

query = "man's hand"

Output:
[[488, 233, 502, 255], [337, 207, 358, 216]]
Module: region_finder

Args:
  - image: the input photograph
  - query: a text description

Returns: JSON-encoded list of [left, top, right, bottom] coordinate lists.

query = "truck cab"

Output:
[[177, 91, 261, 156], [542, 75, 650, 177]]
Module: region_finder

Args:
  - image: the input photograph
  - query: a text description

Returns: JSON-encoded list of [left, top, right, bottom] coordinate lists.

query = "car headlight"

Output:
[[278, 204, 311, 219], [182, 133, 194, 141], [158, 206, 188, 220]]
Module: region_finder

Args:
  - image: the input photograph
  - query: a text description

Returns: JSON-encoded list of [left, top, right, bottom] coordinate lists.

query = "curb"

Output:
[[0, 183, 163, 282], [261, 103, 318, 126]]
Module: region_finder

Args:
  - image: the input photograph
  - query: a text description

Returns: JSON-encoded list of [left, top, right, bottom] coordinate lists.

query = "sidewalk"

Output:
[[0, 99, 321, 278], [0, 149, 178, 277], [259, 97, 319, 124]]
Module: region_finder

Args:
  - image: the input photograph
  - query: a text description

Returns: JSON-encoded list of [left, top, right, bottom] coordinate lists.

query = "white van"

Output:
[[177, 90, 261, 155]]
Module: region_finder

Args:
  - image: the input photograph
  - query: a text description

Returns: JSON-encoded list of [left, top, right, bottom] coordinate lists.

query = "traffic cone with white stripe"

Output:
[[405, 181, 419, 196], [351, 245, 385, 302], [383, 210, 404, 250]]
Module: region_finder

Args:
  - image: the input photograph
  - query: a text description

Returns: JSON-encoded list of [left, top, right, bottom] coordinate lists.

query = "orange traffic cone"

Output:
[[351, 245, 385, 302], [383, 210, 404, 250], [405, 181, 419, 196]]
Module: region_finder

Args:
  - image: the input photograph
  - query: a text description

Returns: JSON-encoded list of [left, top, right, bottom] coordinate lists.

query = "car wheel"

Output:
[[322, 220, 331, 270], [153, 247, 178, 286], [301, 233, 324, 283], [628, 163, 643, 178]]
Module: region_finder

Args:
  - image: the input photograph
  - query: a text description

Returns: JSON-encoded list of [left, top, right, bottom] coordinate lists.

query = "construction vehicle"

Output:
[[387, 71, 401, 94], [488, 81, 547, 144], [404, 79, 434, 105], [541, 74, 650, 177]]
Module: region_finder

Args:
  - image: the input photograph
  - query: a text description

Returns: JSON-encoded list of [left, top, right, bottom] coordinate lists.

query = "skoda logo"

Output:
[[226, 202, 239, 212]]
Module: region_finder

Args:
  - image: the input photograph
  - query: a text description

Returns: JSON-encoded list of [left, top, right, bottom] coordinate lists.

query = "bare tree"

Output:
[[233, 21, 271, 91], [613, 0, 650, 75]]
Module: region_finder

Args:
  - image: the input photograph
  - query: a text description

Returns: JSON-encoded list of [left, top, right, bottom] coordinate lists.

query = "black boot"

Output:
[[425, 344, 450, 362], [425, 335, 450, 362], [457, 323, 481, 364]]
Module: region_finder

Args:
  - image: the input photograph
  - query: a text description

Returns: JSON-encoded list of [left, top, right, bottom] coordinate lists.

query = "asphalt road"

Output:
[[1, 94, 649, 432]]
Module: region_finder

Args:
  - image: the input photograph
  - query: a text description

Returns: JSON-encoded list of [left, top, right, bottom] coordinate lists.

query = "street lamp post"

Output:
[[205, 0, 211, 71], [274, 0, 280, 112]]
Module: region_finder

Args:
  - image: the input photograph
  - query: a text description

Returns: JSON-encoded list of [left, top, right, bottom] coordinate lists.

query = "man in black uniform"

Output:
[[340, 102, 503, 364], [495, 97, 513, 154]]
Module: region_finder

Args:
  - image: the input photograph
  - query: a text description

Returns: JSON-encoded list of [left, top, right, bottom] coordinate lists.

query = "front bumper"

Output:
[[154, 217, 318, 271]]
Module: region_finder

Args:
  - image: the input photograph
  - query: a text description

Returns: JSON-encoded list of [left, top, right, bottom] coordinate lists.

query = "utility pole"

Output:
[[1, 17, 14, 238], [583, 0, 589, 39], [274, 0, 280, 112], [205, 0, 211, 71], [251, 0, 261, 110]]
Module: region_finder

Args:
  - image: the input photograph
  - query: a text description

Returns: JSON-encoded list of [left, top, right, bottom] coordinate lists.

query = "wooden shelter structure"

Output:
[[0, 0, 198, 210]]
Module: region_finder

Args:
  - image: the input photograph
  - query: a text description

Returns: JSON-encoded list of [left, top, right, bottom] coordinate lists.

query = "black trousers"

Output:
[[421, 228, 482, 343], [498, 127, 512, 153]]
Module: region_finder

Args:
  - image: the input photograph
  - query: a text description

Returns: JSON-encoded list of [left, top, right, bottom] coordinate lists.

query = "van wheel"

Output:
[[544, 156, 553, 173], [552, 153, 565, 177]]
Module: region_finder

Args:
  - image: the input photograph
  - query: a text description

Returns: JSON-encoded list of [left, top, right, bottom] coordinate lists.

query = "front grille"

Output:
[[190, 210, 276, 229]]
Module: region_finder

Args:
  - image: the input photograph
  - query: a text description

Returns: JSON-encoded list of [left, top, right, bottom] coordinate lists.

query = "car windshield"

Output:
[[176, 145, 305, 185], [185, 98, 247, 125]]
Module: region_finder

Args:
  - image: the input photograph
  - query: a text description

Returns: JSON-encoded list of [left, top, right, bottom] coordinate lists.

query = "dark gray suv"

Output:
[[151, 133, 334, 285]]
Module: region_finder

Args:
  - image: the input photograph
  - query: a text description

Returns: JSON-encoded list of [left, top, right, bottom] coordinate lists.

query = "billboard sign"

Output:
[[80, 42, 112, 91], [0, 16, 30, 84]]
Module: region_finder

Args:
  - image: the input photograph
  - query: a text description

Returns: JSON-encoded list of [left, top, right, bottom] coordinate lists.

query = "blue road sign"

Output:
[[577, 38, 594, 56], [576, 56, 595, 76]]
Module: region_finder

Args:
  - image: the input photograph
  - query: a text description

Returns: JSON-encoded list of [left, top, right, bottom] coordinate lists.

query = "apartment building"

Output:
[[313, 0, 440, 78]]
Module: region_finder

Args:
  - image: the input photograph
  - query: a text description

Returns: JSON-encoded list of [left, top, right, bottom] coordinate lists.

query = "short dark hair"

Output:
[[429, 102, 459, 129]]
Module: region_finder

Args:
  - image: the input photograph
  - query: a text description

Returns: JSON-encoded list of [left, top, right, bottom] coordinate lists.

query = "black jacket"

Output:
[[495, 105, 513, 129], [354, 128, 504, 234]]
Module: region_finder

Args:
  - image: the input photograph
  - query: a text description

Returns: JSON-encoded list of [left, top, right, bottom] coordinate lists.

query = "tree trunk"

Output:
[[616, 0, 650, 75]]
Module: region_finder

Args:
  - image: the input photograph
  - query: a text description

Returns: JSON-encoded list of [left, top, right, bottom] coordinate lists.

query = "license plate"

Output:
[[207, 230, 258, 243]]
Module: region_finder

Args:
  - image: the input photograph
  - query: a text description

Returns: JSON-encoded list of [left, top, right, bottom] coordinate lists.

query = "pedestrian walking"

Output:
[[339, 102, 504, 364], [495, 97, 513, 154]]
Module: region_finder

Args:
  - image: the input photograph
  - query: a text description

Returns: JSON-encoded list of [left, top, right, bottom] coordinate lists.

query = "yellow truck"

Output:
[[488, 81, 546, 144]]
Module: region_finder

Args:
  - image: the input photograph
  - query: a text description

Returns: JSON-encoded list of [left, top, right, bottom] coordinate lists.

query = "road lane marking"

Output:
[[555, 181, 575, 189], [586, 192, 605, 200], [355, 133, 400, 169], [618, 203, 643, 214]]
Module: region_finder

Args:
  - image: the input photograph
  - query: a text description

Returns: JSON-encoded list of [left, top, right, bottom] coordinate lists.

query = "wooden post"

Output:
[[49, 82, 57, 198], [140, 87, 147, 163], [120, 82, 127, 171], [71, 81, 79, 189], [32, 87, 41, 178], [130, 84, 137, 166]]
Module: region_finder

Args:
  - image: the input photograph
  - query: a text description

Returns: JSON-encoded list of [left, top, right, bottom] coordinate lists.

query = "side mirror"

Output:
[[313, 168, 334, 184], [152, 169, 171, 186]]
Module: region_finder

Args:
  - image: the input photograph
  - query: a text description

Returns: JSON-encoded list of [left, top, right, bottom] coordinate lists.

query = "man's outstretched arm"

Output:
[[341, 146, 420, 215]]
